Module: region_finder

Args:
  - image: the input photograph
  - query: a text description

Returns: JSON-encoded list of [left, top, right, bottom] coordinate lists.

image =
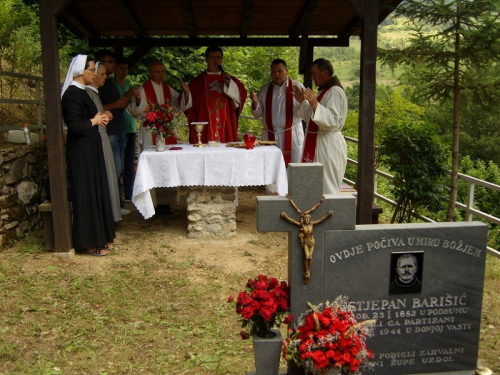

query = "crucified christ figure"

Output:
[[280, 210, 333, 284]]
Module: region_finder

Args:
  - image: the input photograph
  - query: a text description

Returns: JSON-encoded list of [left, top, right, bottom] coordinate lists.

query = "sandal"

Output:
[[105, 244, 114, 250], [85, 247, 108, 257]]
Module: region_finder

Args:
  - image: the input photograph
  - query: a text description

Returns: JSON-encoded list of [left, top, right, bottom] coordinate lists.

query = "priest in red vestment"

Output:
[[186, 46, 247, 144], [138, 61, 191, 145]]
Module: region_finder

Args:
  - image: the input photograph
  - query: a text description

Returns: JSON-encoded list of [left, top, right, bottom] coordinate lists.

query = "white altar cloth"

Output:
[[132, 144, 288, 219]]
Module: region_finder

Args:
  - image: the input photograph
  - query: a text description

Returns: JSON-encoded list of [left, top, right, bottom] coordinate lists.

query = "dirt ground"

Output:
[[85, 186, 289, 277]]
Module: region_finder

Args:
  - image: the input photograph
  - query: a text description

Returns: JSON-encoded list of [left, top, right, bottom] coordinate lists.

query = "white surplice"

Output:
[[252, 80, 304, 163], [138, 81, 192, 111], [297, 85, 348, 194]]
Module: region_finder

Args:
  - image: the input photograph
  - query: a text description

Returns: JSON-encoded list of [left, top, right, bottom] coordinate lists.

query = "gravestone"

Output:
[[256, 163, 488, 375], [325, 222, 487, 375], [256, 163, 356, 322], [256, 163, 356, 375]]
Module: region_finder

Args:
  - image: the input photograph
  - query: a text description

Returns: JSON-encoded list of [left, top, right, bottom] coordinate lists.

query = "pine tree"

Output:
[[378, 0, 500, 221]]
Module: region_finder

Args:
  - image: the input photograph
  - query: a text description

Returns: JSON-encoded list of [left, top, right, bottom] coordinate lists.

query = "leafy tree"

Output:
[[379, 120, 447, 223], [378, 0, 500, 222]]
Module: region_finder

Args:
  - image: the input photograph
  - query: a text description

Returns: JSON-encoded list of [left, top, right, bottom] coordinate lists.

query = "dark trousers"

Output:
[[124, 132, 137, 199]]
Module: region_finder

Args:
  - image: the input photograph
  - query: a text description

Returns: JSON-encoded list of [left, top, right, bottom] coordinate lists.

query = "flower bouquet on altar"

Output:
[[228, 274, 293, 339], [142, 102, 186, 140], [282, 296, 376, 375]]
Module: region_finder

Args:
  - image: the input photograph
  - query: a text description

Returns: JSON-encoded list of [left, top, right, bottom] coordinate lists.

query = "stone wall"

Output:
[[186, 187, 237, 238], [0, 143, 48, 248]]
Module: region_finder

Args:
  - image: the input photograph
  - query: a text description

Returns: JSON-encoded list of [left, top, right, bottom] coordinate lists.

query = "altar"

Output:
[[132, 144, 288, 237]]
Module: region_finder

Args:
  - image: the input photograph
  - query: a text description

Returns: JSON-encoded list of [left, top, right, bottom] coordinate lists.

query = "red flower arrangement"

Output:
[[282, 296, 375, 375], [142, 102, 185, 138], [228, 274, 293, 339]]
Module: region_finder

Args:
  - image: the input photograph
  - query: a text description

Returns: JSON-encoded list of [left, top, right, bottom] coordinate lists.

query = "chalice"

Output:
[[191, 122, 208, 147]]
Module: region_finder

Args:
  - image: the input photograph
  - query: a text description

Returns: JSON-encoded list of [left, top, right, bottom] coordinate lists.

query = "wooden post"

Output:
[[299, 35, 314, 89], [356, 0, 378, 224], [39, 0, 74, 256]]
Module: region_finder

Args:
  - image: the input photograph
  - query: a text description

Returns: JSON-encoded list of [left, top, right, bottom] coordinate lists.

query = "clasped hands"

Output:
[[293, 85, 319, 109], [91, 110, 112, 127]]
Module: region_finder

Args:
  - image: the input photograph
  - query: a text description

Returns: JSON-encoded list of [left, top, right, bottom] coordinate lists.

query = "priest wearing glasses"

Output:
[[186, 45, 247, 144]]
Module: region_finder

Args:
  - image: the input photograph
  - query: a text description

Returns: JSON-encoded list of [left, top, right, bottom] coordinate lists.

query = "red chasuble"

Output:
[[301, 86, 333, 163], [187, 72, 247, 144], [265, 78, 294, 166], [143, 79, 177, 145]]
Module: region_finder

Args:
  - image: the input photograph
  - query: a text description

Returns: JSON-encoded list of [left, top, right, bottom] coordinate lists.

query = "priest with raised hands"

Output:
[[139, 61, 191, 110], [293, 58, 348, 195], [186, 45, 247, 144], [250, 58, 304, 166]]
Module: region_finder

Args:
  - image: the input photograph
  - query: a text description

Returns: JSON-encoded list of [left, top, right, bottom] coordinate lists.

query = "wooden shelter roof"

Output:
[[57, 0, 402, 47]]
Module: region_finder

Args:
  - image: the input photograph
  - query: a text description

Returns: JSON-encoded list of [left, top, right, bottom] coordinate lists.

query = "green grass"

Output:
[[0, 246, 258, 374], [0, 221, 499, 373]]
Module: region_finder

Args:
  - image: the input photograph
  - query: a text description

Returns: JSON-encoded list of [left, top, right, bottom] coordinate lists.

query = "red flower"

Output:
[[325, 349, 335, 359], [241, 306, 254, 319], [232, 275, 290, 340], [146, 111, 156, 122], [254, 280, 268, 290], [157, 111, 166, 121], [237, 291, 251, 305], [227, 295, 234, 303], [284, 315, 294, 324], [350, 357, 361, 372], [240, 330, 250, 339], [312, 351, 329, 369]]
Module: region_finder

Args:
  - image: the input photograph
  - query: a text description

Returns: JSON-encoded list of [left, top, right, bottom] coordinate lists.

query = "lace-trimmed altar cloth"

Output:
[[132, 144, 288, 219]]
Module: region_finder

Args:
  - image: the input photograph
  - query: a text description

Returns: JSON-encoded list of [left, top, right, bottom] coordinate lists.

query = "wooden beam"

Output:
[[298, 34, 309, 75], [115, 0, 148, 38], [290, 0, 321, 38], [89, 37, 349, 48], [240, 0, 255, 38], [378, 0, 404, 23], [356, 0, 378, 225], [338, 15, 362, 39], [303, 41, 314, 89], [179, 0, 197, 38], [127, 45, 153, 70], [39, 0, 73, 253], [345, 0, 364, 19], [59, 8, 97, 39], [53, 0, 73, 16]]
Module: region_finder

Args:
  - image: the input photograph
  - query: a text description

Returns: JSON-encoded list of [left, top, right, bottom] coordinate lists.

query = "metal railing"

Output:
[[0, 70, 45, 141], [344, 136, 500, 258]]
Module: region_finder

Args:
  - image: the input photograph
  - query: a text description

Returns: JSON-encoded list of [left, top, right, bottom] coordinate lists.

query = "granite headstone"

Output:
[[256, 164, 488, 375], [324, 222, 488, 374]]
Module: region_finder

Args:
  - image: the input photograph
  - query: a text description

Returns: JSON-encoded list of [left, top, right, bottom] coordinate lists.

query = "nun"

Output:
[[85, 62, 122, 224], [61, 54, 115, 256]]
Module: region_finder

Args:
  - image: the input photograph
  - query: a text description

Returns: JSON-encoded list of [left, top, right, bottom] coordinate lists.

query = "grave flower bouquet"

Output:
[[228, 274, 293, 339], [282, 296, 375, 375], [142, 102, 185, 138]]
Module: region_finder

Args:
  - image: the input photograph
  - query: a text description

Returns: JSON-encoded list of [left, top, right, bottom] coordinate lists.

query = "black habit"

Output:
[[62, 84, 115, 250]]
